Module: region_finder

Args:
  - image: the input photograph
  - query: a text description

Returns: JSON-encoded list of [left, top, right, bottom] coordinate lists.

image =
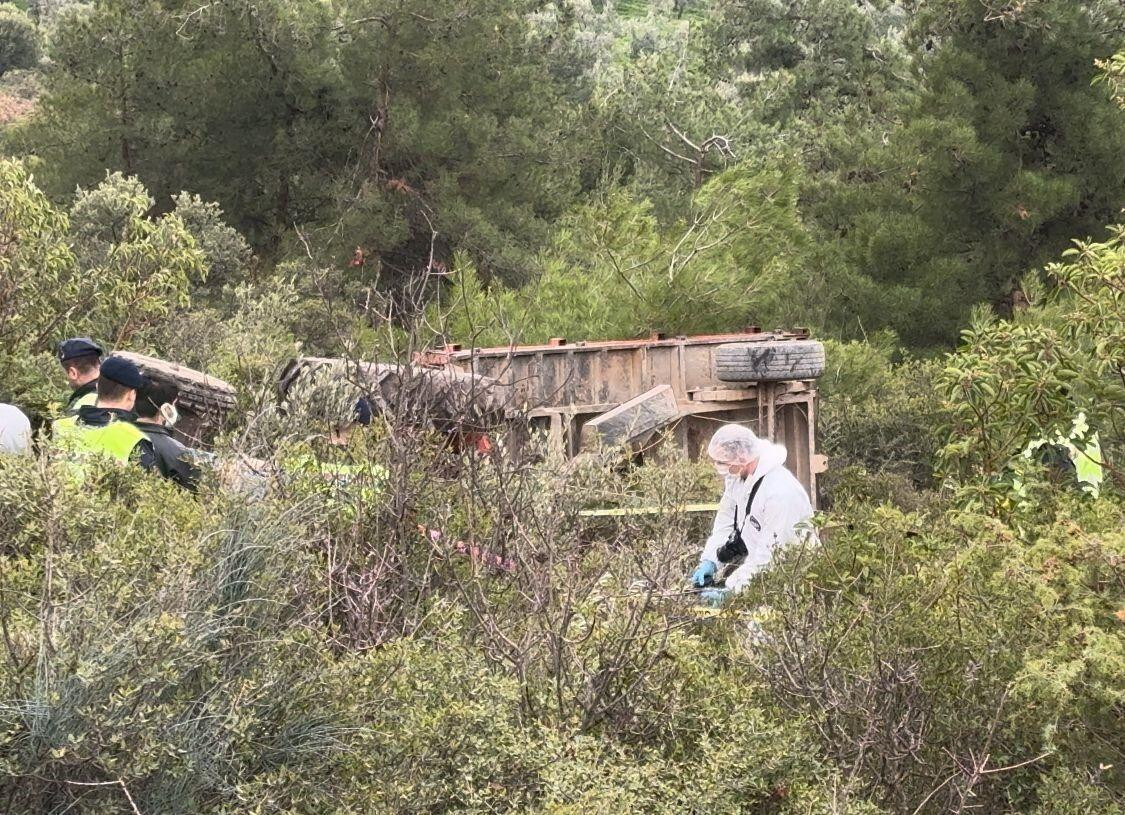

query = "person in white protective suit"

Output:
[[689, 424, 815, 606], [0, 403, 32, 455]]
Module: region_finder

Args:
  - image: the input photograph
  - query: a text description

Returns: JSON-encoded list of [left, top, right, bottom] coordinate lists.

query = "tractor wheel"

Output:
[[714, 340, 825, 382]]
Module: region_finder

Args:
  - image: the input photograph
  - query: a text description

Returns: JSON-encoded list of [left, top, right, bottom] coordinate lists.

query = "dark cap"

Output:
[[57, 337, 103, 363], [98, 355, 149, 390]]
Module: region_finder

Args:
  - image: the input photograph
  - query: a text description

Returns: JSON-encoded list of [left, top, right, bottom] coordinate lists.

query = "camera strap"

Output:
[[733, 474, 765, 538]]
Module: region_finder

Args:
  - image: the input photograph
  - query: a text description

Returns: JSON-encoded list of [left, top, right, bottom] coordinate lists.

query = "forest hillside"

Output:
[[0, 1, 1122, 813]]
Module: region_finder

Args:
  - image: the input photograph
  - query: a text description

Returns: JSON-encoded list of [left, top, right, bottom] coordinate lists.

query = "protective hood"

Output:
[[751, 440, 788, 481]]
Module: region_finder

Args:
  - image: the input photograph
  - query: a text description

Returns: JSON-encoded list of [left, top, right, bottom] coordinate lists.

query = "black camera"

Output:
[[716, 527, 748, 563]]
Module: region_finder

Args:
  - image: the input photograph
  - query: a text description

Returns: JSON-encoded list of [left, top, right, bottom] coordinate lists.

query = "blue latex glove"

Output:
[[690, 559, 718, 588], [699, 588, 730, 608]]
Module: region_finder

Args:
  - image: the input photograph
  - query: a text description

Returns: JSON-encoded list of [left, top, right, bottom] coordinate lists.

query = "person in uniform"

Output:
[[52, 355, 153, 466], [1017, 410, 1105, 499], [280, 396, 385, 506], [133, 380, 202, 491], [57, 337, 103, 414]]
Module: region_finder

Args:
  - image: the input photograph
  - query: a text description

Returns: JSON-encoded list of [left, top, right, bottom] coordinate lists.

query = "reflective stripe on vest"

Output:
[[53, 415, 146, 462]]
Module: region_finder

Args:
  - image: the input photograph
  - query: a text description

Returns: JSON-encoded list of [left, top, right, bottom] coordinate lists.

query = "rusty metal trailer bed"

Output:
[[416, 329, 827, 502]]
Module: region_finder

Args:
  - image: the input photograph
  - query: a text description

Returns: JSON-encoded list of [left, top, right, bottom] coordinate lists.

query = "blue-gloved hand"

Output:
[[699, 588, 730, 608], [690, 559, 718, 588]]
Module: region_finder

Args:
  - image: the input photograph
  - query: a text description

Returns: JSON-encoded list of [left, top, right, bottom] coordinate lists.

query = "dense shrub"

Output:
[[149, 277, 302, 410], [0, 165, 268, 416], [0, 455, 359, 812], [939, 227, 1125, 505], [1, 392, 1120, 813], [818, 336, 943, 505], [0, 434, 883, 814], [171, 191, 254, 292], [744, 496, 1124, 812], [0, 3, 36, 76]]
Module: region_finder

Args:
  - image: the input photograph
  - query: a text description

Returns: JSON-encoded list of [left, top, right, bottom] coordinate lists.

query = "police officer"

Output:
[[57, 337, 103, 414], [1019, 410, 1105, 499], [53, 355, 153, 465], [133, 380, 202, 491], [281, 396, 385, 500]]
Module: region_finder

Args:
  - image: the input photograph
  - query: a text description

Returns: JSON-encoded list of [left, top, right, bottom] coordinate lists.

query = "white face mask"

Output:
[[159, 402, 179, 427], [714, 462, 732, 478]]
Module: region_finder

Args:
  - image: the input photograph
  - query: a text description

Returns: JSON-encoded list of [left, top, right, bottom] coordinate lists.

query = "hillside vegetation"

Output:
[[0, 1, 1122, 812]]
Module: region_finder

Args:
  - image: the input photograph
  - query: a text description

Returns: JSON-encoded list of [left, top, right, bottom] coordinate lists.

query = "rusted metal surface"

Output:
[[416, 329, 810, 410], [580, 385, 679, 451], [418, 330, 826, 503]]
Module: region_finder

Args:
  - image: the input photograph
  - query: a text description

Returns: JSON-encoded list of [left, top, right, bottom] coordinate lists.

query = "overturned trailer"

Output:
[[114, 351, 237, 445], [277, 355, 511, 434], [416, 329, 828, 502]]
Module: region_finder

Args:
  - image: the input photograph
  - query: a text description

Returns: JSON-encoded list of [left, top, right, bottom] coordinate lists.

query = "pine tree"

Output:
[[831, 0, 1125, 346], [14, 0, 585, 281]]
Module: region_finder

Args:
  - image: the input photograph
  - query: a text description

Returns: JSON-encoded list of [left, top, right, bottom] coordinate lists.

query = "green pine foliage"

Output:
[[0, 2, 36, 75], [0, 11, 1123, 812], [822, 1, 1125, 346], [3, 1, 1122, 348], [13, 0, 585, 281], [434, 160, 812, 345]]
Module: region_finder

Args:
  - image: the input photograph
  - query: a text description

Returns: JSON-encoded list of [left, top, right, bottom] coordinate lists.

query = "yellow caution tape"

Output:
[[578, 502, 720, 518]]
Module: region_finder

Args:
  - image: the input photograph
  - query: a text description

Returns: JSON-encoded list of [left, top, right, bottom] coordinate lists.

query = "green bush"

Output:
[[744, 496, 1124, 812], [7, 423, 1123, 813], [172, 191, 253, 291], [0, 455, 356, 812], [1, 363, 1122, 812], [0, 164, 246, 416], [819, 336, 943, 504], [0, 442, 873, 814], [939, 227, 1124, 506], [148, 277, 302, 411], [0, 3, 36, 76]]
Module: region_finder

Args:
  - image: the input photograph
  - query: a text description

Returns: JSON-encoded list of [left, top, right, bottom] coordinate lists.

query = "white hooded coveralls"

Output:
[[0, 404, 32, 455], [700, 439, 814, 592]]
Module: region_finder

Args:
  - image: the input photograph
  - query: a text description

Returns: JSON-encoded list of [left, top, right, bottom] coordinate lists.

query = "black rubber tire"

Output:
[[715, 340, 825, 382]]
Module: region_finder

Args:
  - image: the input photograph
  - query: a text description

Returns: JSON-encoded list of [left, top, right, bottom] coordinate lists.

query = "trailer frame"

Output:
[[415, 329, 827, 502]]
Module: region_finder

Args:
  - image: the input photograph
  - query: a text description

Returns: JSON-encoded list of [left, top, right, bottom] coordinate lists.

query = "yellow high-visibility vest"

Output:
[[1019, 412, 1105, 499], [68, 390, 98, 412], [53, 414, 146, 462]]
